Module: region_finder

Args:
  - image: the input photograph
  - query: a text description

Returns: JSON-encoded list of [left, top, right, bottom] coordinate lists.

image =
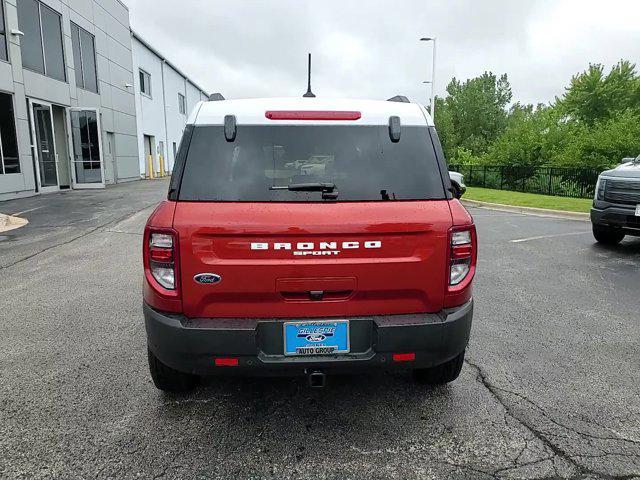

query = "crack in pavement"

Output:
[[491, 383, 639, 447], [465, 359, 640, 480], [492, 455, 556, 477]]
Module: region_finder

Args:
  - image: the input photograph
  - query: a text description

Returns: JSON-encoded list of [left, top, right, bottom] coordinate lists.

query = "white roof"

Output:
[[189, 97, 434, 126]]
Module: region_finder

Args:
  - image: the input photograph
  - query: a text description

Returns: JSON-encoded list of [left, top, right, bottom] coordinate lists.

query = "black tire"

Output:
[[413, 350, 465, 385], [148, 348, 199, 392], [451, 183, 462, 199], [592, 225, 625, 245]]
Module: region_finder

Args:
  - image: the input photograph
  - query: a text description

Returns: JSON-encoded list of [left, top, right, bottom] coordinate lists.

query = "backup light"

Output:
[[451, 230, 471, 245], [151, 266, 175, 290], [150, 233, 173, 248], [450, 261, 471, 285]]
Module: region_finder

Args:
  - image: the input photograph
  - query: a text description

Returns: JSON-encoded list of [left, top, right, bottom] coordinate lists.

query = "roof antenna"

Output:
[[303, 53, 316, 98]]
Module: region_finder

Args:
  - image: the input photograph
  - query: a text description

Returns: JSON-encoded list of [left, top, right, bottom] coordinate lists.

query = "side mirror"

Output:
[[224, 115, 237, 142], [388, 116, 401, 143]]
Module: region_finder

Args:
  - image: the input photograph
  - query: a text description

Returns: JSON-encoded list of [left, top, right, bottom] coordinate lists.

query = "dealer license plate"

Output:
[[283, 320, 350, 356], [636, 204, 640, 217]]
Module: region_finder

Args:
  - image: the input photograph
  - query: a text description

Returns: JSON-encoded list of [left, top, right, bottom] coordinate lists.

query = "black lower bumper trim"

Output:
[[144, 301, 473, 376], [591, 206, 640, 235]]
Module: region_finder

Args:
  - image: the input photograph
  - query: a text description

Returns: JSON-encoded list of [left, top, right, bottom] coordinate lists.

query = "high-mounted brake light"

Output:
[[448, 226, 476, 287], [265, 110, 361, 121]]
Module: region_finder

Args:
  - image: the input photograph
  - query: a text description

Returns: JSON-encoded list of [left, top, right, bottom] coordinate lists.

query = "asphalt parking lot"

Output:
[[0, 180, 638, 479]]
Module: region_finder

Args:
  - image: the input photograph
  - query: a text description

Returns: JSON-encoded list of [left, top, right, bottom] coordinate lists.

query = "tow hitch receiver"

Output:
[[307, 370, 327, 388]]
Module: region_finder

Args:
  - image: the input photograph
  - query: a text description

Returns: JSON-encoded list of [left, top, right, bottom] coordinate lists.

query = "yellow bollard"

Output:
[[147, 154, 154, 179], [159, 155, 165, 178]]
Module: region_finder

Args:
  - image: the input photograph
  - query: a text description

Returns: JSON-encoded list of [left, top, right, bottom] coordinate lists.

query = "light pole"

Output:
[[420, 37, 437, 118]]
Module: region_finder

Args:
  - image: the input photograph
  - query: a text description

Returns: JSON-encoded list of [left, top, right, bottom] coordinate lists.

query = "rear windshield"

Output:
[[177, 125, 446, 201]]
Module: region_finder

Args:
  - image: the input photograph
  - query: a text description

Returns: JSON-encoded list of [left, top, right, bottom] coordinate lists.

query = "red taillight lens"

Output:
[[147, 231, 177, 290], [149, 247, 173, 263], [449, 227, 475, 286], [451, 243, 473, 259], [392, 353, 416, 362], [214, 358, 239, 367]]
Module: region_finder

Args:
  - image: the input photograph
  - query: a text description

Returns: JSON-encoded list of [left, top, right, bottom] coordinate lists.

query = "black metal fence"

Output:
[[448, 165, 600, 199]]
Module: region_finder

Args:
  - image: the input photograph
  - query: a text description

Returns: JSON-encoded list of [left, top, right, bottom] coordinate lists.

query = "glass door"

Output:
[[29, 100, 60, 193], [69, 108, 105, 188]]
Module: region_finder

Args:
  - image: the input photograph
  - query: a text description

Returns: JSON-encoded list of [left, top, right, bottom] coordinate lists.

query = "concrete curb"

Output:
[[461, 199, 591, 222], [0, 213, 29, 233]]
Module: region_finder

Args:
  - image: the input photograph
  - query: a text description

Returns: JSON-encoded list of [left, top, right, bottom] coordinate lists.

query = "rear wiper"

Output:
[[270, 182, 338, 199], [270, 182, 336, 192]]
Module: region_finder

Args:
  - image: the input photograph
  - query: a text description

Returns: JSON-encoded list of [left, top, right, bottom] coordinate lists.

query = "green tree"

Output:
[[558, 109, 640, 170], [434, 72, 512, 161], [433, 96, 456, 160], [485, 106, 572, 166], [557, 60, 640, 125], [437, 59, 640, 171]]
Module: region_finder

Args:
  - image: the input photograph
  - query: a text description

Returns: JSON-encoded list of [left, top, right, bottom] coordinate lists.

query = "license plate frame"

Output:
[[283, 320, 350, 356], [636, 204, 640, 217]]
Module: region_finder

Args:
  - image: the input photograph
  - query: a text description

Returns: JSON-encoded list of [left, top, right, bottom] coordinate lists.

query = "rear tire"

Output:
[[148, 348, 199, 392], [592, 225, 625, 245], [413, 350, 465, 385]]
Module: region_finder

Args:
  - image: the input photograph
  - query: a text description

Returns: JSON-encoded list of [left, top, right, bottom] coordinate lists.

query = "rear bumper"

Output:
[[144, 300, 473, 376], [591, 205, 640, 236]]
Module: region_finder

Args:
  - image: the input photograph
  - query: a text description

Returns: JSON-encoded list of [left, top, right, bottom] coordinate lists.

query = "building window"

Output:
[[17, 0, 66, 82], [0, 93, 20, 174], [71, 23, 98, 93], [0, 0, 8, 62], [178, 93, 186, 114], [139, 69, 151, 97]]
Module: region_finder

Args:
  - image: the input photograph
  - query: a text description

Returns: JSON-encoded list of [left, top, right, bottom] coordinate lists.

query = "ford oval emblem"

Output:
[[305, 334, 327, 342], [194, 273, 222, 285]]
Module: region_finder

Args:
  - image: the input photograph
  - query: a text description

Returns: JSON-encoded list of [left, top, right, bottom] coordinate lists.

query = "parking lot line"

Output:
[[10, 206, 45, 217], [510, 231, 591, 243]]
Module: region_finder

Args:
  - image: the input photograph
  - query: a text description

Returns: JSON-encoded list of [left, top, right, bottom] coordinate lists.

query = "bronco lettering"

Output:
[[250, 241, 382, 251]]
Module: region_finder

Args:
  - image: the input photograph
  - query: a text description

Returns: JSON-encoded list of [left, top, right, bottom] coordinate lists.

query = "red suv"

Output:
[[143, 96, 477, 391]]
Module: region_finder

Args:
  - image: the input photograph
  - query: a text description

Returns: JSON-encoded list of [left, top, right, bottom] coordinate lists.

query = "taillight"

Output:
[[145, 229, 179, 293], [448, 226, 476, 287]]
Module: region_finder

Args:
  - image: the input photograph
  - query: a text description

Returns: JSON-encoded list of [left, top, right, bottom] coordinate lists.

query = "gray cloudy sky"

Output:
[[123, 0, 640, 106]]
